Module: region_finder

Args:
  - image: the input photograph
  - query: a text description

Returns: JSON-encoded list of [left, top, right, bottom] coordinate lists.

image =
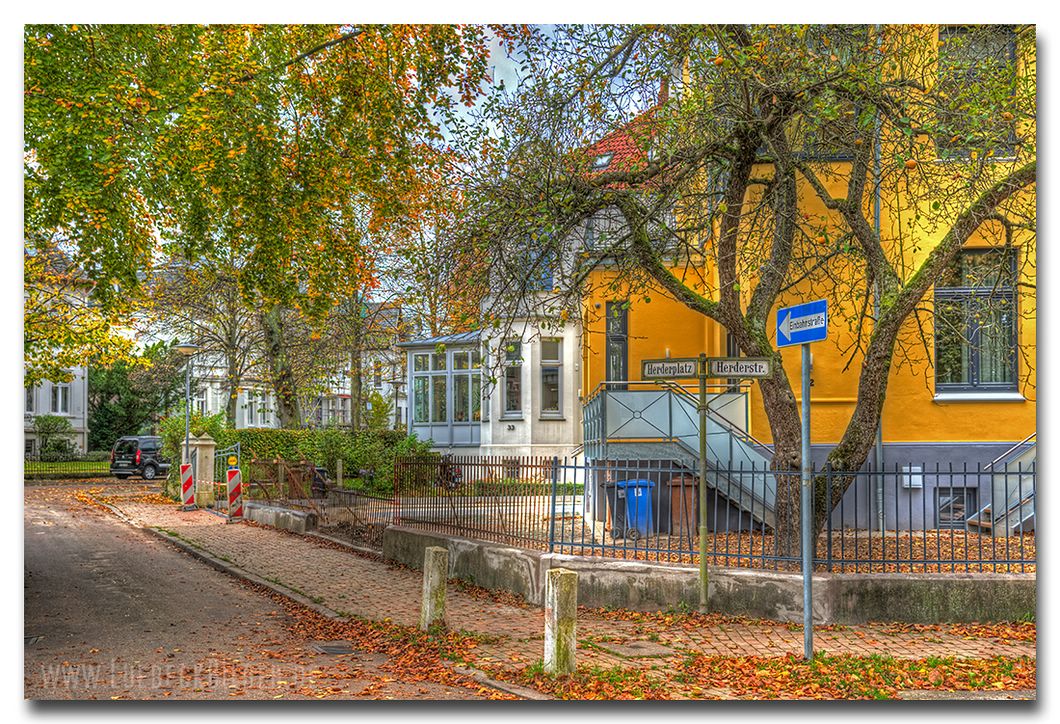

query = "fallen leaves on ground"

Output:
[[875, 621, 1036, 646], [680, 653, 1035, 700], [97, 490, 173, 506], [242, 580, 517, 700], [506, 663, 674, 700]]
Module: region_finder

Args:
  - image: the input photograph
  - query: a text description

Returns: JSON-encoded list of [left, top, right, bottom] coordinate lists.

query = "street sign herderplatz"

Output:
[[641, 357, 699, 380], [707, 357, 772, 379], [776, 299, 828, 347]]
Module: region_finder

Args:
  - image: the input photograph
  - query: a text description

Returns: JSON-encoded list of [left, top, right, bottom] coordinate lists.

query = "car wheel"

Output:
[[142, 464, 158, 481]]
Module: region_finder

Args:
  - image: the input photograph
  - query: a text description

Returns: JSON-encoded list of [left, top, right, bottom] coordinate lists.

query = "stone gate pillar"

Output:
[[189, 434, 217, 506]]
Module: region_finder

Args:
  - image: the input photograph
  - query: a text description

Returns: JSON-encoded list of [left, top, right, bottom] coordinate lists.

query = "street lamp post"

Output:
[[175, 343, 201, 474]]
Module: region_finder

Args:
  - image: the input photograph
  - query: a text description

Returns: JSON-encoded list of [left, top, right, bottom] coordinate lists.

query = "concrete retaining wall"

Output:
[[244, 502, 318, 535], [382, 525, 1035, 624]]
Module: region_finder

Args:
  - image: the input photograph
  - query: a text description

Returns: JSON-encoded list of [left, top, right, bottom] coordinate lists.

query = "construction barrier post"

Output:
[[180, 463, 195, 510], [227, 467, 243, 522]]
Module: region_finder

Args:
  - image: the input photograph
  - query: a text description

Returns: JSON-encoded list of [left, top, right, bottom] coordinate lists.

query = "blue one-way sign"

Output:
[[776, 299, 828, 347]]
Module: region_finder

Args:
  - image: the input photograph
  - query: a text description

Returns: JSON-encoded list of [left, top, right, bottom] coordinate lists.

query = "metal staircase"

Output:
[[582, 382, 776, 526], [965, 433, 1036, 536]]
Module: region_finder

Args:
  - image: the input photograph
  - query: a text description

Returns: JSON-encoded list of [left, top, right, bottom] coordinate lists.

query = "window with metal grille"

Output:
[[937, 487, 978, 528], [934, 248, 1018, 392]]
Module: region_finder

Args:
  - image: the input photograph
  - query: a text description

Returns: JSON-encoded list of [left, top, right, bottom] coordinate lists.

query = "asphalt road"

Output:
[[24, 486, 490, 700]]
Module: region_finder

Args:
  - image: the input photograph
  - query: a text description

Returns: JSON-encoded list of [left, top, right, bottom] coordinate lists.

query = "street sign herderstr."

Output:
[[707, 357, 772, 379]]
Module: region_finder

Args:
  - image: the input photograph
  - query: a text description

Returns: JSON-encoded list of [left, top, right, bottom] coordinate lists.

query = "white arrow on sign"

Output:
[[779, 309, 791, 341]]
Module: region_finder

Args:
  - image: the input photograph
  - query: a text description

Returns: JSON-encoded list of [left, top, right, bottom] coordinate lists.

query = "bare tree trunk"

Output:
[[260, 306, 302, 428]]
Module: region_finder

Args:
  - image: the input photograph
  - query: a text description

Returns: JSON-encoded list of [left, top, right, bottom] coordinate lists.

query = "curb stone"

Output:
[[305, 531, 382, 557], [94, 497, 544, 701]]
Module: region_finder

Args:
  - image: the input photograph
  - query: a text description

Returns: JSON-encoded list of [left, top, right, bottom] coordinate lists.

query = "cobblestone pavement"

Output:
[[25, 486, 494, 700], [98, 491, 1034, 686]]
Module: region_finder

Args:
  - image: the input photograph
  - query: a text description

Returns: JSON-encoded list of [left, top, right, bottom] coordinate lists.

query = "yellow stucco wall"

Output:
[[581, 26, 1035, 447]]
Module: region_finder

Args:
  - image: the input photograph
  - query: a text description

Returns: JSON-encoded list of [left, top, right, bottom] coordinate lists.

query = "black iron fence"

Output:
[[24, 453, 111, 477], [394, 455, 562, 549], [393, 455, 1036, 574], [317, 489, 397, 547]]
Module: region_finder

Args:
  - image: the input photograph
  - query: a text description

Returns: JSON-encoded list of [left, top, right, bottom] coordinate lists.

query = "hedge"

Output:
[[159, 413, 432, 496]]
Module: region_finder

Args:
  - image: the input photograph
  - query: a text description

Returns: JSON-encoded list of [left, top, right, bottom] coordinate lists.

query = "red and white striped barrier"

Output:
[[180, 463, 195, 509], [227, 467, 243, 521]]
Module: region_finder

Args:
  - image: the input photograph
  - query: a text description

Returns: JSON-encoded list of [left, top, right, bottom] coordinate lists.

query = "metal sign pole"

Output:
[[698, 352, 709, 613], [801, 343, 814, 660]]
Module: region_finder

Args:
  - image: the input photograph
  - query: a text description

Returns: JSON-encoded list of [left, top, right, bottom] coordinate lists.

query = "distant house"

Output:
[[190, 302, 410, 431], [24, 367, 90, 454]]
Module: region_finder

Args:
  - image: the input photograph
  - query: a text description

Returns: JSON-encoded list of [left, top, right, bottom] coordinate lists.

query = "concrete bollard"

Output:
[[544, 568, 578, 676], [419, 546, 449, 631]]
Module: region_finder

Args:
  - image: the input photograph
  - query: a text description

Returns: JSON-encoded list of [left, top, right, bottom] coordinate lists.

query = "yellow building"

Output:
[[577, 25, 1035, 533]]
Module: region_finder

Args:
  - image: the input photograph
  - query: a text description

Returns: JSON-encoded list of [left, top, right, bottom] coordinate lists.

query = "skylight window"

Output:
[[592, 153, 613, 170]]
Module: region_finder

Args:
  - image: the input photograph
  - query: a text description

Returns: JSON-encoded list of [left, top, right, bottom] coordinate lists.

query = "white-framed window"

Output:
[[540, 338, 563, 418], [480, 348, 489, 423], [373, 361, 383, 388], [25, 438, 35, 457], [51, 383, 70, 414], [246, 390, 258, 426], [25, 387, 35, 413], [503, 340, 523, 417], [194, 388, 207, 415], [451, 349, 482, 423]]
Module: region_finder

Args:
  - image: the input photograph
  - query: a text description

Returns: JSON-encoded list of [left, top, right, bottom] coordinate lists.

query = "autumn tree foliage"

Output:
[[143, 260, 264, 426], [454, 24, 1036, 550], [24, 241, 139, 386], [25, 24, 501, 405]]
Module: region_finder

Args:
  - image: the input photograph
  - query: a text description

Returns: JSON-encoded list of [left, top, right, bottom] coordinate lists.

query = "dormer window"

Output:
[[592, 153, 613, 170]]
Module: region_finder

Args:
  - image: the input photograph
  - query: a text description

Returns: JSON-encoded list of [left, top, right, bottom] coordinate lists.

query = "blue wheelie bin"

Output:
[[615, 479, 655, 540]]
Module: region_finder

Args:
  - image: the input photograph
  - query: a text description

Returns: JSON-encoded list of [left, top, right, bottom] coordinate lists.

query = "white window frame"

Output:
[[51, 383, 70, 414], [539, 338, 563, 419], [246, 390, 258, 426], [502, 340, 523, 418]]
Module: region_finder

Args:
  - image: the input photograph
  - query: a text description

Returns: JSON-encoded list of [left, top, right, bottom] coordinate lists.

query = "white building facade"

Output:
[[24, 367, 91, 453], [400, 323, 583, 459]]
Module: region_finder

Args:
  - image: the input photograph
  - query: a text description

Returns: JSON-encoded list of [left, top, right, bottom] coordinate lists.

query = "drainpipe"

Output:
[[872, 23, 886, 535]]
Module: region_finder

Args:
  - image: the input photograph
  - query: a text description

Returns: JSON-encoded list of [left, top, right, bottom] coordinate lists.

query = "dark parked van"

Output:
[[110, 436, 170, 481]]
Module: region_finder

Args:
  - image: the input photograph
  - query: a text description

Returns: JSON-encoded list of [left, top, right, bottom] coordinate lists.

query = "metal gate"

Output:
[[212, 443, 241, 517]]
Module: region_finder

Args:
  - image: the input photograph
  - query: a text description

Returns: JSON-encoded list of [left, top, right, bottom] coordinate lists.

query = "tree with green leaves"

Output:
[[31, 415, 75, 458], [25, 24, 505, 393], [87, 341, 187, 450]]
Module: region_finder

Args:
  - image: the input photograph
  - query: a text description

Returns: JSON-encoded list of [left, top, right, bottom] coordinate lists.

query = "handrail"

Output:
[[657, 380, 774, 457], [583, 379, 751, 402], [583, 379, 774, 459], [984, 432, 1036, 471]]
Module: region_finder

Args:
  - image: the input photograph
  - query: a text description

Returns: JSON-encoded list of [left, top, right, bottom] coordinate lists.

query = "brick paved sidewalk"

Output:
[[105, 496, 1035, 679]]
